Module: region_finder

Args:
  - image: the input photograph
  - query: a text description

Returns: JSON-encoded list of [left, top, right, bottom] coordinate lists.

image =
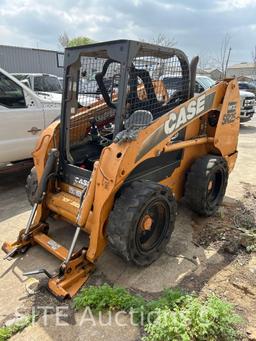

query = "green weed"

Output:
[[0, 316, 32, 341], [74, 284, 242, 340]]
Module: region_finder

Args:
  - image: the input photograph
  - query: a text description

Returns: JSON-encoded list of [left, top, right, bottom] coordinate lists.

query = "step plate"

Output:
[[33, 232, 68, 261]]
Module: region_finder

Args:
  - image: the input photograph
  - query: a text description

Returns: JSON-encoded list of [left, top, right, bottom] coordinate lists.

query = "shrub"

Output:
[[143, 295, 242, 341], [73, 283, 144, 313]]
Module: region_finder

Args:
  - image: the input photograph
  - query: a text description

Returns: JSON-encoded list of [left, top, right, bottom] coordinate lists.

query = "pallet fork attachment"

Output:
[[2, 149, 95, 298], [2, 216, 95, 298], [2, 225, 95, 298]]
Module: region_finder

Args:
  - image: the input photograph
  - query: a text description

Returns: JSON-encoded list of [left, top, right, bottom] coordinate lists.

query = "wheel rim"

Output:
[[135, 198, 170, 253], [207, 169, 224, 204]]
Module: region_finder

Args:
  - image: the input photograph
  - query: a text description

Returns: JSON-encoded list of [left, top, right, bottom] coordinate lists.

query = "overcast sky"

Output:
[[0, 0, 255, 66]]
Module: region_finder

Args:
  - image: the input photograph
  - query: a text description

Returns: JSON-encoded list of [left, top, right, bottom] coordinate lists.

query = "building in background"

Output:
[[197, 68, 224, 80], [237, 75, 254, 82], [0, 45, 64, 77], [227, 62, 256, 80]]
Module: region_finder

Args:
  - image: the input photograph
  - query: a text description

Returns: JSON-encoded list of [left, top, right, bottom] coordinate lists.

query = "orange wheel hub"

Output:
[[141, 214, 153, 231], [208, 180, 213, 191]]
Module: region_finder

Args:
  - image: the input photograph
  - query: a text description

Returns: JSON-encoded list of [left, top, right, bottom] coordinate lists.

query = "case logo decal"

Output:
[[164, 94, 206, 135]]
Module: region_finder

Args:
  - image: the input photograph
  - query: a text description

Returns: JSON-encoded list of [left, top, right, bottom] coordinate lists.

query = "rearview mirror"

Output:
[[195, 82, 204, 93]]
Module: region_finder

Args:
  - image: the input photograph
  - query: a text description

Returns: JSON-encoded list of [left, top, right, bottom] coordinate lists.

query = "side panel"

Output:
[[161, 143, 208, 199], [125, 150, 182, 183], [214, 79, 240, 157]]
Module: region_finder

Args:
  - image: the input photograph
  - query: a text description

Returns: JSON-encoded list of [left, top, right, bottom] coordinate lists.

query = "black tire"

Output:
[[107, 180, 177, 266], [185, 155, 228, 216], [25, 167, 38, 206]]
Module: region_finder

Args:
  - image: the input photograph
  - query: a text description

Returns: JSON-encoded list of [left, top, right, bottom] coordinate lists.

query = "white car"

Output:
[[0, 68, 61, 168]]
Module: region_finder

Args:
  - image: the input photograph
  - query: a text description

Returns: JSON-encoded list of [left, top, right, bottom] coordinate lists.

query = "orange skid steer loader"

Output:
[[2, 40, 240, 299]]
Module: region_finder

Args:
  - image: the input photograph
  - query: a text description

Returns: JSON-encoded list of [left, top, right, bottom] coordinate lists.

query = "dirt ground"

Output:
[[0, 117, 255, 340]]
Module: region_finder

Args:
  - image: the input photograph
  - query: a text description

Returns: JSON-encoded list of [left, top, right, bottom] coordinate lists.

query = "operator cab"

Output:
[[60, 40, 191, 187]]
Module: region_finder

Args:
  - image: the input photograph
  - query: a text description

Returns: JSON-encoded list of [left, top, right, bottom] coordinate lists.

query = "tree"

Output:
[[252, 45, 256, 79], [145, 33, 177, 78], [67, 36, 94, 47], [58, 33, 94, 48], [58, 32, 69, 48], [197, 52, 216, 71], [152, 33, 177, 47], [219, 33, 232, 77], [205, 33, 232, 78], [141, 33, 176, 47]]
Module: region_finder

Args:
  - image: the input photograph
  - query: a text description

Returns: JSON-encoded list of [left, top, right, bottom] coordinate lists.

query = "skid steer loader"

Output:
[[2, 40, 240, 299]]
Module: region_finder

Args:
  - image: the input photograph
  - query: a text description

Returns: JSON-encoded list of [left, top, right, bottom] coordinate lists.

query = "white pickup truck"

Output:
[[12, 73, 62, 104], [0, 68, 61, 168], [195, 75, 255, 122]]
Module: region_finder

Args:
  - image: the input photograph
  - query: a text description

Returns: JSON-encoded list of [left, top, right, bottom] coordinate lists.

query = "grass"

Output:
[[74, 284, 242, 341], [0, 316, 32, 341], [73, 283, 190, 324]]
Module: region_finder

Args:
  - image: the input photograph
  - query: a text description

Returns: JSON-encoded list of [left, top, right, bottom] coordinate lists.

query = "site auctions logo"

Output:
[[15, 305, 157, 327]]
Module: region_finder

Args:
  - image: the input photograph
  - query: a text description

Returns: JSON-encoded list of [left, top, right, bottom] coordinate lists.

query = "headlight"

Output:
[[244, 98, 255, 106]]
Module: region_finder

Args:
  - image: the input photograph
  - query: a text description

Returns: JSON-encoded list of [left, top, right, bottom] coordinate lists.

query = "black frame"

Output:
[[56, 52, 64, 68]]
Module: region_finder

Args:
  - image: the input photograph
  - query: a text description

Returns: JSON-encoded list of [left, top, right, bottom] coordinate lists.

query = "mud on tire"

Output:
[[185, 155, 228, 217], [25, 167, 38, 206], [107, 180, 177, 266]]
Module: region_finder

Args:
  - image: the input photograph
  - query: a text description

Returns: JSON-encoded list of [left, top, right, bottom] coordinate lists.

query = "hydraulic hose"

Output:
[[35, 148, 59, 203]]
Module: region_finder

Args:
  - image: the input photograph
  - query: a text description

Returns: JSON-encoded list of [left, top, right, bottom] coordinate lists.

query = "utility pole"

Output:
[[224, 47, 232, 77]]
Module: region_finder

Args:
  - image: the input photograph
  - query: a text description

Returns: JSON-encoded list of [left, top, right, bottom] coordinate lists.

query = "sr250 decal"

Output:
[[222, 102, 237, 125]]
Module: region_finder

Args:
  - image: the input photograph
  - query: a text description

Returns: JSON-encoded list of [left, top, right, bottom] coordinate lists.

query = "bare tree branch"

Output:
[[252, 45, 256, 64], [58, 32, 69, 49], [141, 33, 177, 47], [252, 45, 256, 78], [152, 33, 177, 47], [198, 53, 217, 70], [219, 33, 232, 76]]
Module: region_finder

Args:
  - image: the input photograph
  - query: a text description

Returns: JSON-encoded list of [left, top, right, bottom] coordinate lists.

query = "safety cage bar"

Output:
[[59, 40, 192, 168]]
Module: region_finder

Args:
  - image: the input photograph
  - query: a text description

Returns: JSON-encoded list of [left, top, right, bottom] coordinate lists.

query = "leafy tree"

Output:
[[58, 33, 94, 48], [67, 36, 94, 47]]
